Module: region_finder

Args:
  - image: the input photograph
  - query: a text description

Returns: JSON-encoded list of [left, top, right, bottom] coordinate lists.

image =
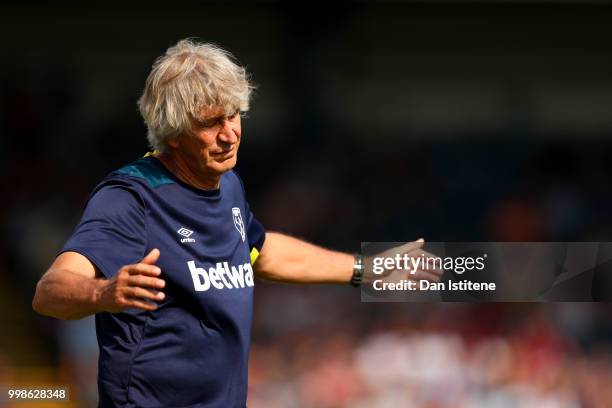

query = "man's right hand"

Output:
[[97, 248, 166, 313]]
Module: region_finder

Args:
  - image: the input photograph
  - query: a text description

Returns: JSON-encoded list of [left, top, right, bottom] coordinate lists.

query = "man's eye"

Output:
[[200, 120, 217, 128], [197, 111, 240, 128]]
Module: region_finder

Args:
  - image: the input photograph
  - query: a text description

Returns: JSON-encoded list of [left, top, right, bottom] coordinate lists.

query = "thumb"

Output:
[[141, 248, 160, 265]]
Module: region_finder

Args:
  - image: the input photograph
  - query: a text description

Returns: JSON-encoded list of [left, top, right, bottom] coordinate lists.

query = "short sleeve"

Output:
[[232, 170, 265, 255], [245, 200, 265, 253], [61, 183, 147, 278]]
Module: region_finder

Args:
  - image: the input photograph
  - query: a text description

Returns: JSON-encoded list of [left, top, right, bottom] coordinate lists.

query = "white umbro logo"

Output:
[[177, 227, 195, 243]]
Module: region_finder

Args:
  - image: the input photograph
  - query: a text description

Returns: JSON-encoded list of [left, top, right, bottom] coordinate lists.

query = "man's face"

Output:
[[170, 106, 242, 179]]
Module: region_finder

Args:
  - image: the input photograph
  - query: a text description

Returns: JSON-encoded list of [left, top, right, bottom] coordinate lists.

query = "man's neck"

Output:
[[155, 152, 221, 190]]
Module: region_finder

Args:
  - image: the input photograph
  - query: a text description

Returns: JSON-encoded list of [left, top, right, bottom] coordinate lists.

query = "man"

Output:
[[32, 39, 440, 407]]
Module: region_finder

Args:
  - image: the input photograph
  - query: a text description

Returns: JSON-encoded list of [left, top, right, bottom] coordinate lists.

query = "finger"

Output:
[[125, 286, 165, 302], [401, 267, 442, 282], [385, 265, 441, 282], [123, 298, 159, 312], [413, 258, 444, 274], [128, 274, 166, 289], [141, 248, 160, 265], [398, 238, 425, 254], [403, 250, 443, 274], [127, 263, 162, 277], [375, 239, 426, 262]]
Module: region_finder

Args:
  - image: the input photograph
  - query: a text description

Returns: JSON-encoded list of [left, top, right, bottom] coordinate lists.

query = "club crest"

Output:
[[232, 207, 246, 242]]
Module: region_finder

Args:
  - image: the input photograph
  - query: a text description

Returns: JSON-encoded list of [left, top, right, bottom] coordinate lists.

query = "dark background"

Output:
[[1, 1, 612, 407]]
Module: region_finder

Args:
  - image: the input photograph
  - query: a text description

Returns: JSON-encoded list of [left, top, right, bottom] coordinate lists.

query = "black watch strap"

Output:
[[350, 254, 363, 287]]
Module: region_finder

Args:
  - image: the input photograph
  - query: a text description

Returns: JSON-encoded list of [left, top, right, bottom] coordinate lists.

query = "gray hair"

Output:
[[138, 39, 253, 152]]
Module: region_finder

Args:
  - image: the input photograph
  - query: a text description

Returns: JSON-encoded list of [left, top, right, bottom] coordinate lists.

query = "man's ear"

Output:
[[166, 136, 180, 149]]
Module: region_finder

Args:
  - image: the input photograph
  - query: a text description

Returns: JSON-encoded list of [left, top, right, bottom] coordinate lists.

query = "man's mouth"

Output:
[[211, 149, 234, 161], [212, 148, 232, 156]]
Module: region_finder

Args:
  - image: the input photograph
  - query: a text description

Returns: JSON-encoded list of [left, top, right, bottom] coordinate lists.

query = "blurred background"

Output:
[[2, 1, 612, 406]]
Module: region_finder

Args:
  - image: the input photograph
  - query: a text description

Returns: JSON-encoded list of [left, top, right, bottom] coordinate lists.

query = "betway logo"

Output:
[[187, 260, 254, 291]]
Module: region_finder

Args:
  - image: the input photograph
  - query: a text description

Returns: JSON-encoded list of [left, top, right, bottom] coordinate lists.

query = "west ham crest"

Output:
[[232, 207, 246, 242]]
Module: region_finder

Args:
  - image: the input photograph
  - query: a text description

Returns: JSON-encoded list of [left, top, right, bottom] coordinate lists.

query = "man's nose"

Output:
[[218, 120, 238, 143]]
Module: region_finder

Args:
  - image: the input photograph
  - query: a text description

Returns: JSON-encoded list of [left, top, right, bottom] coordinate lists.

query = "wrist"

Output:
[[91, 279, 109, 313]]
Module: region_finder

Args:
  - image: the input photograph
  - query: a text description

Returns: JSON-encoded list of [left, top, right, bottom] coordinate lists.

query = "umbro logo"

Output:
[[177, 227, 195, 243]]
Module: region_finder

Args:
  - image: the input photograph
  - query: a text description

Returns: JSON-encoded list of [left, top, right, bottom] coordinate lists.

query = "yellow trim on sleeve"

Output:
[[250, 247, 260, 264]]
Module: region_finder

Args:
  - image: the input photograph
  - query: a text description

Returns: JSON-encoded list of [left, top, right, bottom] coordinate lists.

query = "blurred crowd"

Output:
[[248, 301, 612, 408]]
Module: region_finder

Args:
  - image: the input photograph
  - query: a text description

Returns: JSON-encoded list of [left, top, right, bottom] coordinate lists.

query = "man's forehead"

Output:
[[198, 106, 233, 119]]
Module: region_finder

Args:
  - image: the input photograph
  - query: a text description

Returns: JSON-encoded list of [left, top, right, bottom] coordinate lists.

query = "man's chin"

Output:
[[211, 156, 237, 173]]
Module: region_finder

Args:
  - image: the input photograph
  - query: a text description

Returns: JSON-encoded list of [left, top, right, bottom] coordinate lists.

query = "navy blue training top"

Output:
[[61, 156, 265, 408]]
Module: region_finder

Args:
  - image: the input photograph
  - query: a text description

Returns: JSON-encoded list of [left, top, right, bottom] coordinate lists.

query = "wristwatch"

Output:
[[350, 254, 363, 287]]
